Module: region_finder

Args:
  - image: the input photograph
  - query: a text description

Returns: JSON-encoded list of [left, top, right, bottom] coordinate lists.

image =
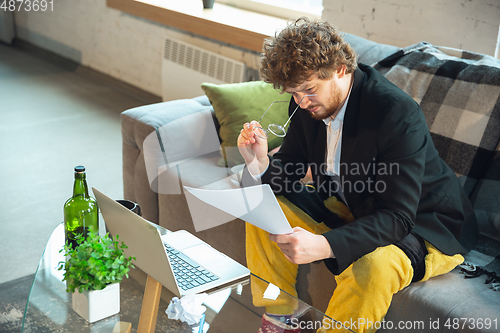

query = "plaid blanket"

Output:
[[373, 42, 500, 281], [373, 42, 500, 196]]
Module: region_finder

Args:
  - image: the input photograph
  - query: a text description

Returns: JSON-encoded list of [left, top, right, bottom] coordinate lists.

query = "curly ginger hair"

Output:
[[260, 17, 357, 91]]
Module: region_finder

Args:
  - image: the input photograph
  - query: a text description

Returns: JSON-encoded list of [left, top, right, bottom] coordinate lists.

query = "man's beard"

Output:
[[307, 85, 343, 121]]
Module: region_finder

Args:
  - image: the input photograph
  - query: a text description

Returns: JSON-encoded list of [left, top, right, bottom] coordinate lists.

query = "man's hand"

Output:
[[237, 120, 269, 175], [270, 227, 335, 264]]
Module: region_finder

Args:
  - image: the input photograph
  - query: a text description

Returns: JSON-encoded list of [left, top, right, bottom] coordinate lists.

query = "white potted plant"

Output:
[[58, 231, 135, 323]]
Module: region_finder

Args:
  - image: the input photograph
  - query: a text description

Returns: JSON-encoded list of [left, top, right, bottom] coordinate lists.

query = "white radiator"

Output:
[[162, 37, 246, 101]]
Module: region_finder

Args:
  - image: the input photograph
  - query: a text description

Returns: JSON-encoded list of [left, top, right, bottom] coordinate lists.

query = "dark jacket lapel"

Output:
[[340, 68, 364, 166]]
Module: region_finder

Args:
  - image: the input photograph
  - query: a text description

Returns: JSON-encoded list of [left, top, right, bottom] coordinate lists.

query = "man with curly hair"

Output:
[[237, 18, 477, 332]]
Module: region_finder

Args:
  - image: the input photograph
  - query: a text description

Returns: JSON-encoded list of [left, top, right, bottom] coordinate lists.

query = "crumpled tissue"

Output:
[[166, 293, 209, 325]]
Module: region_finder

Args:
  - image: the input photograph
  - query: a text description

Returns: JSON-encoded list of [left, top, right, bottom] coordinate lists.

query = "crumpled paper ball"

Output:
[[166, 293, 209, 325]]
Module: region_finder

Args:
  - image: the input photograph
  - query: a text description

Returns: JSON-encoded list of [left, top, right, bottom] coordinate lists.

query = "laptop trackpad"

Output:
[[182, 243, 226, 265]]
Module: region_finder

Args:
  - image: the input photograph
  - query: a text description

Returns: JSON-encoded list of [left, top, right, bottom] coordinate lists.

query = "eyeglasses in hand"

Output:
[[253, 94, 317, 139]]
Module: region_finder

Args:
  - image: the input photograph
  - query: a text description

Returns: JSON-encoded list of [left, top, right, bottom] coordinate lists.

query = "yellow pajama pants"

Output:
[[246, 196, 464, 333]]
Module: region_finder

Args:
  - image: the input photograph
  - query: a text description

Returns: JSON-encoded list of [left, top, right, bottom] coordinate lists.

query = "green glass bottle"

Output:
[[63, 166, 99, 249]]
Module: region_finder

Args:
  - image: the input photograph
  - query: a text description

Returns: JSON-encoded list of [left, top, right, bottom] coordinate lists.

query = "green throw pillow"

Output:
[[201, 81, 291, 167]]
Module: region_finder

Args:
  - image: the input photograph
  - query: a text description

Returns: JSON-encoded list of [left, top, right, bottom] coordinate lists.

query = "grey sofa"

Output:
[[121, 33, 500, 332]]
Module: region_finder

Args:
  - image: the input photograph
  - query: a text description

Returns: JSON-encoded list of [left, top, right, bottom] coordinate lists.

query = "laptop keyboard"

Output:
[[164, 243, 219, 291]]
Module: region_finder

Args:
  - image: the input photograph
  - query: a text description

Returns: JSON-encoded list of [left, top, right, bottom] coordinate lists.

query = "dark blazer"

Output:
[[258, 64, 478, 275]]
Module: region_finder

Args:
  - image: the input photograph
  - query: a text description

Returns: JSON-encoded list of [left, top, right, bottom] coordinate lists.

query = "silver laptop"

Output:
[[92, 188, 250, 297]]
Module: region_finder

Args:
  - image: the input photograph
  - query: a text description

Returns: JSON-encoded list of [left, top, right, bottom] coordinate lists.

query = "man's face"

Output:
[[285, 69, 346, 121]]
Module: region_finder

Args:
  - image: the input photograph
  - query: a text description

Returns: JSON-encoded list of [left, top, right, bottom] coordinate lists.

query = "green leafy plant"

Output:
[[58, 231, 135, 293]]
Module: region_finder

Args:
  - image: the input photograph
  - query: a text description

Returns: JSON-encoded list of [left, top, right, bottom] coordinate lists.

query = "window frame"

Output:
[[217, 0, 323, 20]]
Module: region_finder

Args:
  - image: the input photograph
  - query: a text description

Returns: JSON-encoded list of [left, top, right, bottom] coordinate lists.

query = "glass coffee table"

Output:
[[22, 222, 350, 332]]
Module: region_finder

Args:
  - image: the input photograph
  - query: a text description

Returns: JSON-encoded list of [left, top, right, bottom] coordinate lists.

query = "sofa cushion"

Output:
[[382, 268, 500, 333], [201, 81, 290, 167], [342, 32, 400, 66], [374, 42, 500, 196]]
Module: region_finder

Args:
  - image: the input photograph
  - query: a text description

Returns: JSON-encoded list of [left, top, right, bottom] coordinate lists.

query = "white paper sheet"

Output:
[[183, 184, 293, 235]]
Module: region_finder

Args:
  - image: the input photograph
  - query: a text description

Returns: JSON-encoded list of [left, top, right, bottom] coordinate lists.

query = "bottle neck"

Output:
[[73, 172, 89, 197]]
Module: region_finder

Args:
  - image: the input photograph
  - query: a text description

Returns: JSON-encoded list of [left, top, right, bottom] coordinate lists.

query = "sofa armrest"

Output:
[[121, 96, 214, 223], [122, 96, 213, 145]]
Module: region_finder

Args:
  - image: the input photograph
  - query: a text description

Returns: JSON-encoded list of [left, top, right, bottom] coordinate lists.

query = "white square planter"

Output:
[[72, 283, 120, 323]]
